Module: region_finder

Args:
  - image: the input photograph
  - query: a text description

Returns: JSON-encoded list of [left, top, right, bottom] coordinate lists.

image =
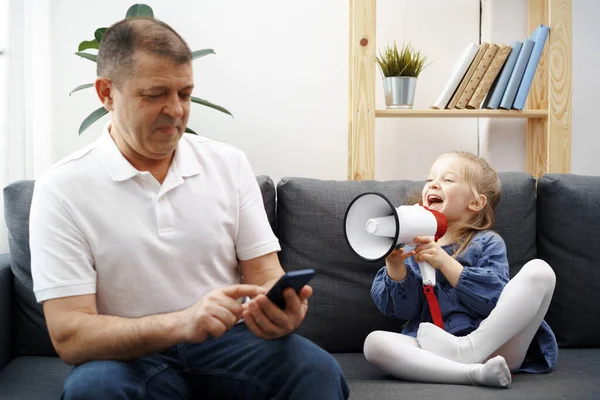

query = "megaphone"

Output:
[[344, 192, 448, 287]]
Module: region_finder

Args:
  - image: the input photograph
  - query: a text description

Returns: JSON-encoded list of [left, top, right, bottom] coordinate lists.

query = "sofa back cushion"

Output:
[[3, 180, 54, 357], [537, 174, 600, 347], [276, 172, 537, 353], [2, 176, 277, 357], [493, 172, 538, 277]]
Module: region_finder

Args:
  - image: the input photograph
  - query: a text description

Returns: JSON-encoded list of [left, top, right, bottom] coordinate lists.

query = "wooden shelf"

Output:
[[348, 0, 572, 180], [375, 109, 548, 119]]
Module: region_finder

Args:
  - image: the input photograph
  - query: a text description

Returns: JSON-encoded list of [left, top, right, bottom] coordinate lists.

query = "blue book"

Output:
[[512, 25, 550, 110], [484, 41, 523, 109], [499, 39, 534, 109]]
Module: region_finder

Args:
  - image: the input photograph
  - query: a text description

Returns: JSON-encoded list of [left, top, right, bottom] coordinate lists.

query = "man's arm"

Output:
[[44, 284, 265, 365], [240, 252, 285, 289]]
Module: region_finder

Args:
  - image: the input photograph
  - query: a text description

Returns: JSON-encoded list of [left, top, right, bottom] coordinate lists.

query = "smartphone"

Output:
[[266, 269, 316, 309]]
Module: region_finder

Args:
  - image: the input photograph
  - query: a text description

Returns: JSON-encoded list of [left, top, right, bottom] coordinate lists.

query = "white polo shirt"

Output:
[[29, 123, 280, 317]]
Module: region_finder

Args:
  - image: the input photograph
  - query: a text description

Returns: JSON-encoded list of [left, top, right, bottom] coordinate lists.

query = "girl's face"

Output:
[[422, 154, 479, 223]]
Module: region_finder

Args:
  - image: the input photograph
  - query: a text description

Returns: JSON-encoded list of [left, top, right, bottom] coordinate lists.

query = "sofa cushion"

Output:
[[256, 175, 277, 234], [0, 356, 72, 400], [276, 173, 536, 353], [537, 174, 600, 347], [334, 348, 600, 399], [2, 176, 276, 357], [493, 172, 538, 276], [3, 180, 55, 357]]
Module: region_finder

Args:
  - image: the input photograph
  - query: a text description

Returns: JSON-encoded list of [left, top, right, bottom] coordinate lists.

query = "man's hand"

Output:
[[242, 285, 312, 340], [179, 284, 266, 342]]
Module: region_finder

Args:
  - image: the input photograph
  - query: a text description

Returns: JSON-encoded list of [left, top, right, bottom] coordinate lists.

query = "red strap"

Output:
[[423, 285, 444, 329]]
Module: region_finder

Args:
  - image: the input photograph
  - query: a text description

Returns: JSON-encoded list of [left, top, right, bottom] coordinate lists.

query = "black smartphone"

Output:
[[266, 269, 316, 309]]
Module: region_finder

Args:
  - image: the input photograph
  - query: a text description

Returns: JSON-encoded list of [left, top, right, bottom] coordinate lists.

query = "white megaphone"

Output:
[[344, 192, 448, 286]]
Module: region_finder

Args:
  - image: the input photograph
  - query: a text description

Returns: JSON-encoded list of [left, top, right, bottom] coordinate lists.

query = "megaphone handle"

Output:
[[418, 261, 444, 329], [418, 261, 436, 287]]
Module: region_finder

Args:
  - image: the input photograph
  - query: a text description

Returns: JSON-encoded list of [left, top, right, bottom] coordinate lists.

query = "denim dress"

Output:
[[370, 230, 558, 373]]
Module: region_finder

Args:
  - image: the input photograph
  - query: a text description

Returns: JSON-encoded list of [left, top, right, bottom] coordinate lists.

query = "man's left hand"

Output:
[[242, 285, 312, 340]]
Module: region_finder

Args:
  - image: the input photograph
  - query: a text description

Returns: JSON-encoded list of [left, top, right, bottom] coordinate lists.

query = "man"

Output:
[[29, 17, 349, 399]]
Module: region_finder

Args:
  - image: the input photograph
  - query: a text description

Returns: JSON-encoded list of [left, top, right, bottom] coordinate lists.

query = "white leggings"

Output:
[[363, 259, 556, 386]]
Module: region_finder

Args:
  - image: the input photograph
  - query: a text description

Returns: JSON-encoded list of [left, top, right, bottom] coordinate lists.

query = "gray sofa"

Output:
[[2, 173, 600, 399]]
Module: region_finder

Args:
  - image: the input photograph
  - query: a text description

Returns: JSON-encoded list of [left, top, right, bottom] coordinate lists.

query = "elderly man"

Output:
[[29, 17, 349, 399]]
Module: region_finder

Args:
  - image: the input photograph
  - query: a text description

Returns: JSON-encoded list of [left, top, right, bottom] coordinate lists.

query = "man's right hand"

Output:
[[179, 284, 266, 342]]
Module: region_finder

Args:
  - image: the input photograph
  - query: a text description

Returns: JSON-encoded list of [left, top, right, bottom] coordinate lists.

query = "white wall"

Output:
[[571, 0, 600, 175], [479, 0, 528, 172], [45, 0, 600, 183], [51, 0, 350, 185], [49, 0, 479, 184], [375, 0, 480, 180]]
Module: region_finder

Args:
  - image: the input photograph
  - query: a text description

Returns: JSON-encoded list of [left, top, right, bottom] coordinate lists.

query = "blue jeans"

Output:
[[62, 323, 349, 399]]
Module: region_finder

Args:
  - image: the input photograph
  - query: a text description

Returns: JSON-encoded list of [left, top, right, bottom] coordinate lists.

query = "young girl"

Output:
[[363, 151, 558, 388]]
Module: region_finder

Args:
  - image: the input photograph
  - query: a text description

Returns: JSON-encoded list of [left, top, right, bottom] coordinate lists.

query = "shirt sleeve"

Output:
[[370, 264, 425, 320], [452, 233, 510, 318], [29, 180, 97, 303], [234, 153, 281, 261]]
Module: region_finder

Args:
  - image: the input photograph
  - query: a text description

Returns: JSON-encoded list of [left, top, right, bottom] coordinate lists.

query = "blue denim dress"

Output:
[[370, 230, 558, 373]]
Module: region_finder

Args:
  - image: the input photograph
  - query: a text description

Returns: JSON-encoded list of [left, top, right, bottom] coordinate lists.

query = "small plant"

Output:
[[376, 41, 428, 78], [71, 3, 232, 135]]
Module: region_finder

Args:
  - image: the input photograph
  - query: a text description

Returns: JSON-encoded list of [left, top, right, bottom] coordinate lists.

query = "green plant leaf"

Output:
[[126, 4, 154, 18], [69, 83, 94, 96], [94, 28, 108, 43], [78, 39, 99, 52], [184, 127, 198, 135], [191, 96, 233, 117], [192, 49, 215, 59], [79, 107, 109, 135], [75, 52, 97, 63], [375, 41, 429, 78]]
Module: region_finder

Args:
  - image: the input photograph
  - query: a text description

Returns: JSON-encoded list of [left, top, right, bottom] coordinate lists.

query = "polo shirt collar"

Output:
[[98, 121, 201, 182], [172, 133, 201, 178]]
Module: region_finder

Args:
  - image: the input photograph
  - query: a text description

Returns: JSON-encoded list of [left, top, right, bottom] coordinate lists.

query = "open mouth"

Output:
[[427, 194, 444, 208]]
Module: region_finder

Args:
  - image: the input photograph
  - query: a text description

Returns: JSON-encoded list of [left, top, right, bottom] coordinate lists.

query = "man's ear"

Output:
[[95, 77, 115, 111], [468, 194, 487, 212]]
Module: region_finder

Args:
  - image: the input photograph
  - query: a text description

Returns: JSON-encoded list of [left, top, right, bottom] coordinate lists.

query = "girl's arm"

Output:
[[451, 233, 510, 318], [371, 264, 424, 321]]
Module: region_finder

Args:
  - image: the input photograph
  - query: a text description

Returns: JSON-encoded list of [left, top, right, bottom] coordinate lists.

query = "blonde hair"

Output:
[[446, 151, 501, 257]]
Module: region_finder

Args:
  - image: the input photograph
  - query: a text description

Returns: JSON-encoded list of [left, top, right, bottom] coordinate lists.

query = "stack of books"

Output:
[[431, 25, 549, 111]]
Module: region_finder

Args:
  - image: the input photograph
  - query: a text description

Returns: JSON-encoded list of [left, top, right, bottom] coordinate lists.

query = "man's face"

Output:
[[109, 51, 193, 161]]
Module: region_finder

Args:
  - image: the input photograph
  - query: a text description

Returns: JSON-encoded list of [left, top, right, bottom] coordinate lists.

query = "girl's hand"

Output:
[[385, 247, 415, 281], [413, 236, 453, 271], [386, 246, 415, 265]]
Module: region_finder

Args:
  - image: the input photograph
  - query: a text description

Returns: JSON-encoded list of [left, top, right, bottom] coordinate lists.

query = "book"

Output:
[[446, 43, 490, 109], [484, 40, 523, 109], [467, 44, 512, 109], [456, 43, 499, 109], [512, 24, 550, 110], [499, 39, 534, 109], [431, 43, 479, 109]]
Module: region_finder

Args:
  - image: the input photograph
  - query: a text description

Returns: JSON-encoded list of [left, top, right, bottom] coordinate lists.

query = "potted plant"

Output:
[[70, 3, 232, 135], [376, 41, 428, 109]]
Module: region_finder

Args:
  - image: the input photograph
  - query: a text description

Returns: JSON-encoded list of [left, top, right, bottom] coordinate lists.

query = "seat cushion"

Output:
[[276, 173, 537, 353], [2, 176, 276, 358], [334, 348, 600, 399], [2, 350, 596, 399], [0, 356, 72, 400], [537, 174, 600, 347]]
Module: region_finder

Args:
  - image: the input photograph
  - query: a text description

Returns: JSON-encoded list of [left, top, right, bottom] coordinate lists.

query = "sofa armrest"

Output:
[[0, 253, 12, 372]]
